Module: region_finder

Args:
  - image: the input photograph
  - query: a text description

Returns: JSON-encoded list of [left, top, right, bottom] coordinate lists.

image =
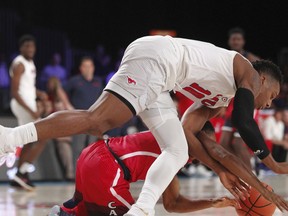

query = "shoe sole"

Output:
[[12, 175, 35, 191]]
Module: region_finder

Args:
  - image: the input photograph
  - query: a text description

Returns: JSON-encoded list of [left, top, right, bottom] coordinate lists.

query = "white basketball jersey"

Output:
[[10, 55, 37, 106], [172, 38, 238, 109]]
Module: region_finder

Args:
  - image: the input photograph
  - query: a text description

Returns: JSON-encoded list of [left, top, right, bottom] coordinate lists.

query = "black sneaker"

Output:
[[10, 172, 35, 191]]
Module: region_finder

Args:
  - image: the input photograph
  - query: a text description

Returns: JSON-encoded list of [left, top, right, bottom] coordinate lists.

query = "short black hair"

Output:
[[228, 27, 245, 38], [201, 121, 215, 134], [18, 34, 36, 48], [80, 56, 94, 65], [252, 60, 283, 84]]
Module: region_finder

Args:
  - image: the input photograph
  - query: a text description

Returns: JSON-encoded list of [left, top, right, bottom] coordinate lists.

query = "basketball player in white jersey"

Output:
[[1, 35, 288, 214], [9, 35, 48, 191]]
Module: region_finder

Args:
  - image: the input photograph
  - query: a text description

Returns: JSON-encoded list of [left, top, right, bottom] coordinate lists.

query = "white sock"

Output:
[[19, 162, 33, 174], [8, 123, 38, 147]]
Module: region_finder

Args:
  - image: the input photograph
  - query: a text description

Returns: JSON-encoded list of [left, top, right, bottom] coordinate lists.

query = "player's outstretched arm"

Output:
[[182, 105, 248, 200], [232, 55, 288, 173], [162, 176, 240, 213], [197, 131, 288, 212]]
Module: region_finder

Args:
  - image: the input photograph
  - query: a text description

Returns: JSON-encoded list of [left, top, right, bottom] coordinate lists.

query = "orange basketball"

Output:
[[235, 182, 276, 216]]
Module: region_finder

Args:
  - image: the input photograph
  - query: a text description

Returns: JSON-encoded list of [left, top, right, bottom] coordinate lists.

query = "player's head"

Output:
[[274, 107, 284, 121], [201, 121, 216, 141], [79, 56, 95, 79], [228, 27, 245, 52], [18, 34, 36, 59], [253, 60, 283, 109]]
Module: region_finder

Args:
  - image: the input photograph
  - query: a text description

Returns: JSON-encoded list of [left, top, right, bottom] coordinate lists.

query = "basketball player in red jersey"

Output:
[[220, 99, 254, 170], [1, 36, 288, 215], [50, 121, 268, 216]]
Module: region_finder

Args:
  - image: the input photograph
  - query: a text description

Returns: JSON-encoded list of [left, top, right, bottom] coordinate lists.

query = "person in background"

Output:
[[9, 35, 48, 191], [64, 56, 103, 168], [228, 27, 260, 62], [47, 77, 74, 180], [263, 107, 287, 162], [40, 52, 67, 90], [0, 54, 10, 113], [283, 108, 288, 152]]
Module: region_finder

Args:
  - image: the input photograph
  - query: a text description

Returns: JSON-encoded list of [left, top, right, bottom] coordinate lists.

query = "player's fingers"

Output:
[[239, 180, 251, 192], [0, 155, 7, 167], [274, 198, 284, 212], [6, 153, 16, 168], [280, 198, 288, 211], [233, 200, 241, 209], [273, 196, 288, 212], [228, 188, 240, 200], [276, 202, 283, 212], [235, 182, 249, 198], [233, 185, 246, 200]]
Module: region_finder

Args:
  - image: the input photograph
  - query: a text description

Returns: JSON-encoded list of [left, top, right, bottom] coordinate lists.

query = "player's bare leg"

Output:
[[17, 140, 47, 166], [0, 91, 133, 153]]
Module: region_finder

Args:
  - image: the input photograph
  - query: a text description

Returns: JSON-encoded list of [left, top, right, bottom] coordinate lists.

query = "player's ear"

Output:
[[260, 74, 266, 85]]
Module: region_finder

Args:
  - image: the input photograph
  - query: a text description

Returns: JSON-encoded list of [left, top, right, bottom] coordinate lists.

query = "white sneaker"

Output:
[[0, 125, 17, 167], [49, 205, 60, 216], [124, 204, 155, 216], [197, 165, 213, 177]]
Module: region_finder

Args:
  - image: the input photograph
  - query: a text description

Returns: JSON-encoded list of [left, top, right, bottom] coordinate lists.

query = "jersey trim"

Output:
[[119, 151, 159, 160], [110, 168, 132, 209], [105, 89, 136, 115]]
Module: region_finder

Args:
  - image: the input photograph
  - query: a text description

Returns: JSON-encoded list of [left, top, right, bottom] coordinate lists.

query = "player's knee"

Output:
[[166, 141, 189, 165]]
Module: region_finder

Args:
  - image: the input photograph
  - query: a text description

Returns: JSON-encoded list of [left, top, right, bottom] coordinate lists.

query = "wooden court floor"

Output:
[[0, 175, 288, 215]]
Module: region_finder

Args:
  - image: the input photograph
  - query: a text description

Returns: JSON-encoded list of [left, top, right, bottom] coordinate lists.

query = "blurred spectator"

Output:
[[228, 27, 260, 62], [283, 108, 288, 151], [0, 54, 10, 113], [64, 56, 103, 167], [39, 52, 67, 90], [94, 44, 112, 76], [9, 34, 48, 190], [47, 77, 74, 180], [64, 56, 103, 109], [263, 108, 287, 162]]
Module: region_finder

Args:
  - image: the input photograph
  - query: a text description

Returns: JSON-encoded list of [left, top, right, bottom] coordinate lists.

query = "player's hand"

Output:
[[0, 125, 18, 167], [218, 171, 250, 201], [261, 189, 288, 212], [212, 197, 241, 209], [0, 152, 16, 168]]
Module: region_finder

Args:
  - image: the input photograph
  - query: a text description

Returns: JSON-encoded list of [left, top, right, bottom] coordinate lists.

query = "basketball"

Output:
[[235, 182, 276, 216]]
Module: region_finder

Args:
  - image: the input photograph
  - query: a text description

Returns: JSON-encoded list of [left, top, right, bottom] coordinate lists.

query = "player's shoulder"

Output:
[[12, 55, 25, 64]]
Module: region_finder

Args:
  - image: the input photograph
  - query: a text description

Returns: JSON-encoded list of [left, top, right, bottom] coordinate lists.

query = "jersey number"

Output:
[[183, 83, 222, 106]]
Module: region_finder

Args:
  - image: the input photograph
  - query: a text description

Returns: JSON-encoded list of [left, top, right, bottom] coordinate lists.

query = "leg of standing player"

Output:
[[125, 92, 188, 216], [1, 91, 134, 145]]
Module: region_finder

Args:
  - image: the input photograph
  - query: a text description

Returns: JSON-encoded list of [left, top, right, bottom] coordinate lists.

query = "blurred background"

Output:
[[0, 0, 288, 182]]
